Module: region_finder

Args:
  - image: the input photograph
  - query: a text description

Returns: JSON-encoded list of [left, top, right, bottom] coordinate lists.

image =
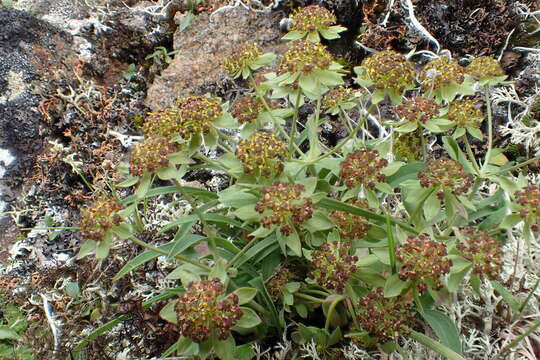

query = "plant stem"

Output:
[[173, 179, 218, 260], [386, 214, 397, 275], [129, 235, 211, 271], [492, 319, 540, 360], [491, 155, 540, 176], [481, 85, 493, 174], [294, 293, 326, 303], [226, 237, 258, 269], [288, 90, 302, 159], [324, 295, 346, 332], [464, 136, 481, 175]]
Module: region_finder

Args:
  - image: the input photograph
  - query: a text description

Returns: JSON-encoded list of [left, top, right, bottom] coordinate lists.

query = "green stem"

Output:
[[492, 319, 540, 360], [302, 289, 330, 297], [464, 136, 481, 175], [129, 235, 211, 271], [481, 85, 493, 174], [173, 179, 218, 260], [294, 293, 326, 303], [386, 214, 397, 275], [288, 90, 302, 159], [490, 155, 540, 176], [413, 287, 424, 314], [226, 237, 258, 269], [324, 295, 346, 332]]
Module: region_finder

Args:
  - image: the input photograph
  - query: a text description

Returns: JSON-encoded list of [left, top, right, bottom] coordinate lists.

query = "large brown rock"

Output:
[[145, 6, 286, 110]]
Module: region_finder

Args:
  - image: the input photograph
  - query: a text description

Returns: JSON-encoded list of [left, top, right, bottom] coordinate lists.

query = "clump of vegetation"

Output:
[[65, 4, 540, 360]]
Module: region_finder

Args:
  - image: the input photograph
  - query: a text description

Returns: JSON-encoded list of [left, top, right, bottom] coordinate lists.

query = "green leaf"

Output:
[[167, 225, 201, 258], [302, 211, 334, 233], [234, 343, 256, 360], [218, 186, 258, 208], [95, 234, 113, 260], [424, 190, 441, 221], [0, 326, 21, 341], [236, 307, 262, 328], [234, 288, 258, 305], [381, 161, 405, 176], [65, 281, 80, 298], [409, 330, 466, 360], [76, 240, 97, 260], [115, 176, 139, 188], [491, 280, 520, 313], [384, 274, 410, 297], [395, 121, 418, 134], [422, 310, 462, 354], [285, 230, 302, 256], [500, 214, 522, 230], [371, 89, 386, 104], [214, 336, 235, 360], [467, 127, 484, 141], [447, 268, 470, 293], [135, 173, 153, 199], [178, 11, 196, 32], [282, 30, 304, 41], [111, 223, 133, 240], [159, 300, 178, 324]]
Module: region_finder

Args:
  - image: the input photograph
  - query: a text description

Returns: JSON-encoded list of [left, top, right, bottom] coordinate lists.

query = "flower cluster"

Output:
[[457, 227, 503, 280], [515, 185, 540, 231], [359, 50, 415, 91], [418, 158, 473, 199], [236, 132, 288, 177], [339, 148, 388, 190], [310, 241, 358, 293], [357, 288, 413, 342], [80, 199, 123, 242], [394, 97, 441, 124], [393, 131, 423, 161], [331, 199, 372, 240], [143, 96, 222, 140], [466, 56, 505, 80], [289, 5, 336, 35], [419, 56, 465, 91], [446, 99, 483, 129], [224, 43, 263, 78], [175, 278, 243, 343], [396, 234, 452, 291], [280, 40, 333, 75], [129, 137, 179, 177], [255, 182, 313, 235], [231, 95, 265, 124], [266, 267, 296, 301], [322, 86, 357, 114]]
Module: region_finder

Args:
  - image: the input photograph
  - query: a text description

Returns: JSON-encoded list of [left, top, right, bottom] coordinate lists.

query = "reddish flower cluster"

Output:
[[466, 56, 505, 80], [418, 158, 473, 199], [310, 241, 358, 293], [357, 288, 413, 342], [360, 50, 415, 91], [175, 278, 243, 343], [446, 99, 483, 129], [231, 95, 265, 124], [266, 267, 296, 301], [143, 96, 222, 140], [289, 5, 336, 34], [457, 227, 503, 280], [255, 182, 314, 235], [80, 199, 123, 242], [515, 185, 540, 232], [339, 149, 388, 190], [331, 199, 372, 240], [280, 40, 333, 75], [419, 56, 465, 91], [394, 97, 441, 124], [396, 234, 452, 291], [236, 132, 288, 177], [129, 137, 179, 177]]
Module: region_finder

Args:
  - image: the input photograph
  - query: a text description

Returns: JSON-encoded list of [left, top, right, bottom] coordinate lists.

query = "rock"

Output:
[[0, 7, 78, 184], [145, 6, 286, 110]]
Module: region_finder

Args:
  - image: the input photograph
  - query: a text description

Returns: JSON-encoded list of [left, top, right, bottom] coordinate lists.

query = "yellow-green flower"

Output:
[[466, 56, 507, 86], [224, 43, 276, 79], [355, 50, 415, 104], [284, 5, 346, 42]]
